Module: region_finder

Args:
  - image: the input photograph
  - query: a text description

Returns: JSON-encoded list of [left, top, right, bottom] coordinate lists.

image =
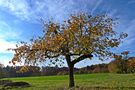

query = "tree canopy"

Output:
[[10, 13, 127, 87]]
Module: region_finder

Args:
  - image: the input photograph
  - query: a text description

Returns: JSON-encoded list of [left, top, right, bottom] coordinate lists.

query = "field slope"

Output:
[[1, 73, 135, 90]]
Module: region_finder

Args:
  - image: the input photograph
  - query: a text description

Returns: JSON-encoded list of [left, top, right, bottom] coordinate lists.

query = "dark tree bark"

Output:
[[68, 64, 74, 87], [66, 54, 93, 88], [65, 54, 75, 88]]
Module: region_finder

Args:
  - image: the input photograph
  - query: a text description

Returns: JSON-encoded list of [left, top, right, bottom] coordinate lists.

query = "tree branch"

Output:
[[69, 53, 81, 56], [72, 54, 93, 65]]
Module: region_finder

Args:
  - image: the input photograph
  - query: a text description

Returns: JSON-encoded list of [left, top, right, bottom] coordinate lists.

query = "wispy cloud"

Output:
[[0, 19, 21, 65], [0, 53, 14, 66], [0, 0, 104, 22], [115, 19, 135, 54], [91, 0, 102, 14], [0, 0, 30, 20], [0, 20, 21, 40], [0, 39, 15, 53], [123, 20, 135, 45], [128, 0, 135, 4], [0, 20, 21, 54]]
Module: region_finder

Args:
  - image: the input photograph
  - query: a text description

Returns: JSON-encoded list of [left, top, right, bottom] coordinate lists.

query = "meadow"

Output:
[[1, 73, 135, 90]]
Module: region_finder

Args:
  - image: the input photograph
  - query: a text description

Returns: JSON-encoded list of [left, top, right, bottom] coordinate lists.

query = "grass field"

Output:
[[1, 73, 135, 90]]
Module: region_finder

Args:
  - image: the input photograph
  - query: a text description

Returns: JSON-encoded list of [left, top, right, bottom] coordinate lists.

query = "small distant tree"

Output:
[[10, 13, 127, 88], [108, 51, 129, 73]]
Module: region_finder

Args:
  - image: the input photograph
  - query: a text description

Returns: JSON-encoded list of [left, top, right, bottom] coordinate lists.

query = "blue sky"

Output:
[[0, 0, 135, 67]]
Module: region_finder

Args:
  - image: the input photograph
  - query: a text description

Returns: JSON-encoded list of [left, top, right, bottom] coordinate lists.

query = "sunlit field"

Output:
[[1, 73, 135, 90]]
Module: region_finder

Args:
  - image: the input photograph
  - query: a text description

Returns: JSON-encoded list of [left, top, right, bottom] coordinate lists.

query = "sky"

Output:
[[0, 0, 135, 67]]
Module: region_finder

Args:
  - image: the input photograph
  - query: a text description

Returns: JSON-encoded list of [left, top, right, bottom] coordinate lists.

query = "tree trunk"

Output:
[[65, 54, 75, 88], [68, 65, 75, 88]]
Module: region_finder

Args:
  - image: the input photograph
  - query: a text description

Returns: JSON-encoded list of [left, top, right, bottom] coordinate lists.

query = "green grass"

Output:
[[1, 73, 135, 90]]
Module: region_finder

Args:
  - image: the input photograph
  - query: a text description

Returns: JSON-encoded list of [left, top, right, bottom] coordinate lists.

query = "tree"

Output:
[[126, 57, 135, 73], [10, 13, 127, 88], [108, 51, 129, 73]]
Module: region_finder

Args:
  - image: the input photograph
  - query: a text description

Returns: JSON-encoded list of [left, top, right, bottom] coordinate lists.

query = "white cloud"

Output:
[[0, 0, 104, 22], [0, 55, 10, 66], [0, 39, 15, 53], [0, 20, 20, 65], [0, 20, 21, 54], [0, 53, 16, 66], [0, 0, 31, 21]]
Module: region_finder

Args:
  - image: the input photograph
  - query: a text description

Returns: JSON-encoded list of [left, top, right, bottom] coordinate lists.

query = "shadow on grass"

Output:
[[0, 81, 31, 90]]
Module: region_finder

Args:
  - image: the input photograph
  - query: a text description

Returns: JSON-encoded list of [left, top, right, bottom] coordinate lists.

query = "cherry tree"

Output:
[[10, 13, 127, 87]]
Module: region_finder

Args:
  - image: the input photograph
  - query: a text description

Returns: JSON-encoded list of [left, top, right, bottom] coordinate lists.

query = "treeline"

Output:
[[108, 57, 135, 73], [0, 66, 41, 78], [0, 57, 135, 78], [0, 64, 108, 78]]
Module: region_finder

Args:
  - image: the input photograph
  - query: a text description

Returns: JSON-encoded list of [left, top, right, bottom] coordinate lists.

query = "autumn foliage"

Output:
[[108, 51, 135, 73], [10, 13, 127, 87]]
